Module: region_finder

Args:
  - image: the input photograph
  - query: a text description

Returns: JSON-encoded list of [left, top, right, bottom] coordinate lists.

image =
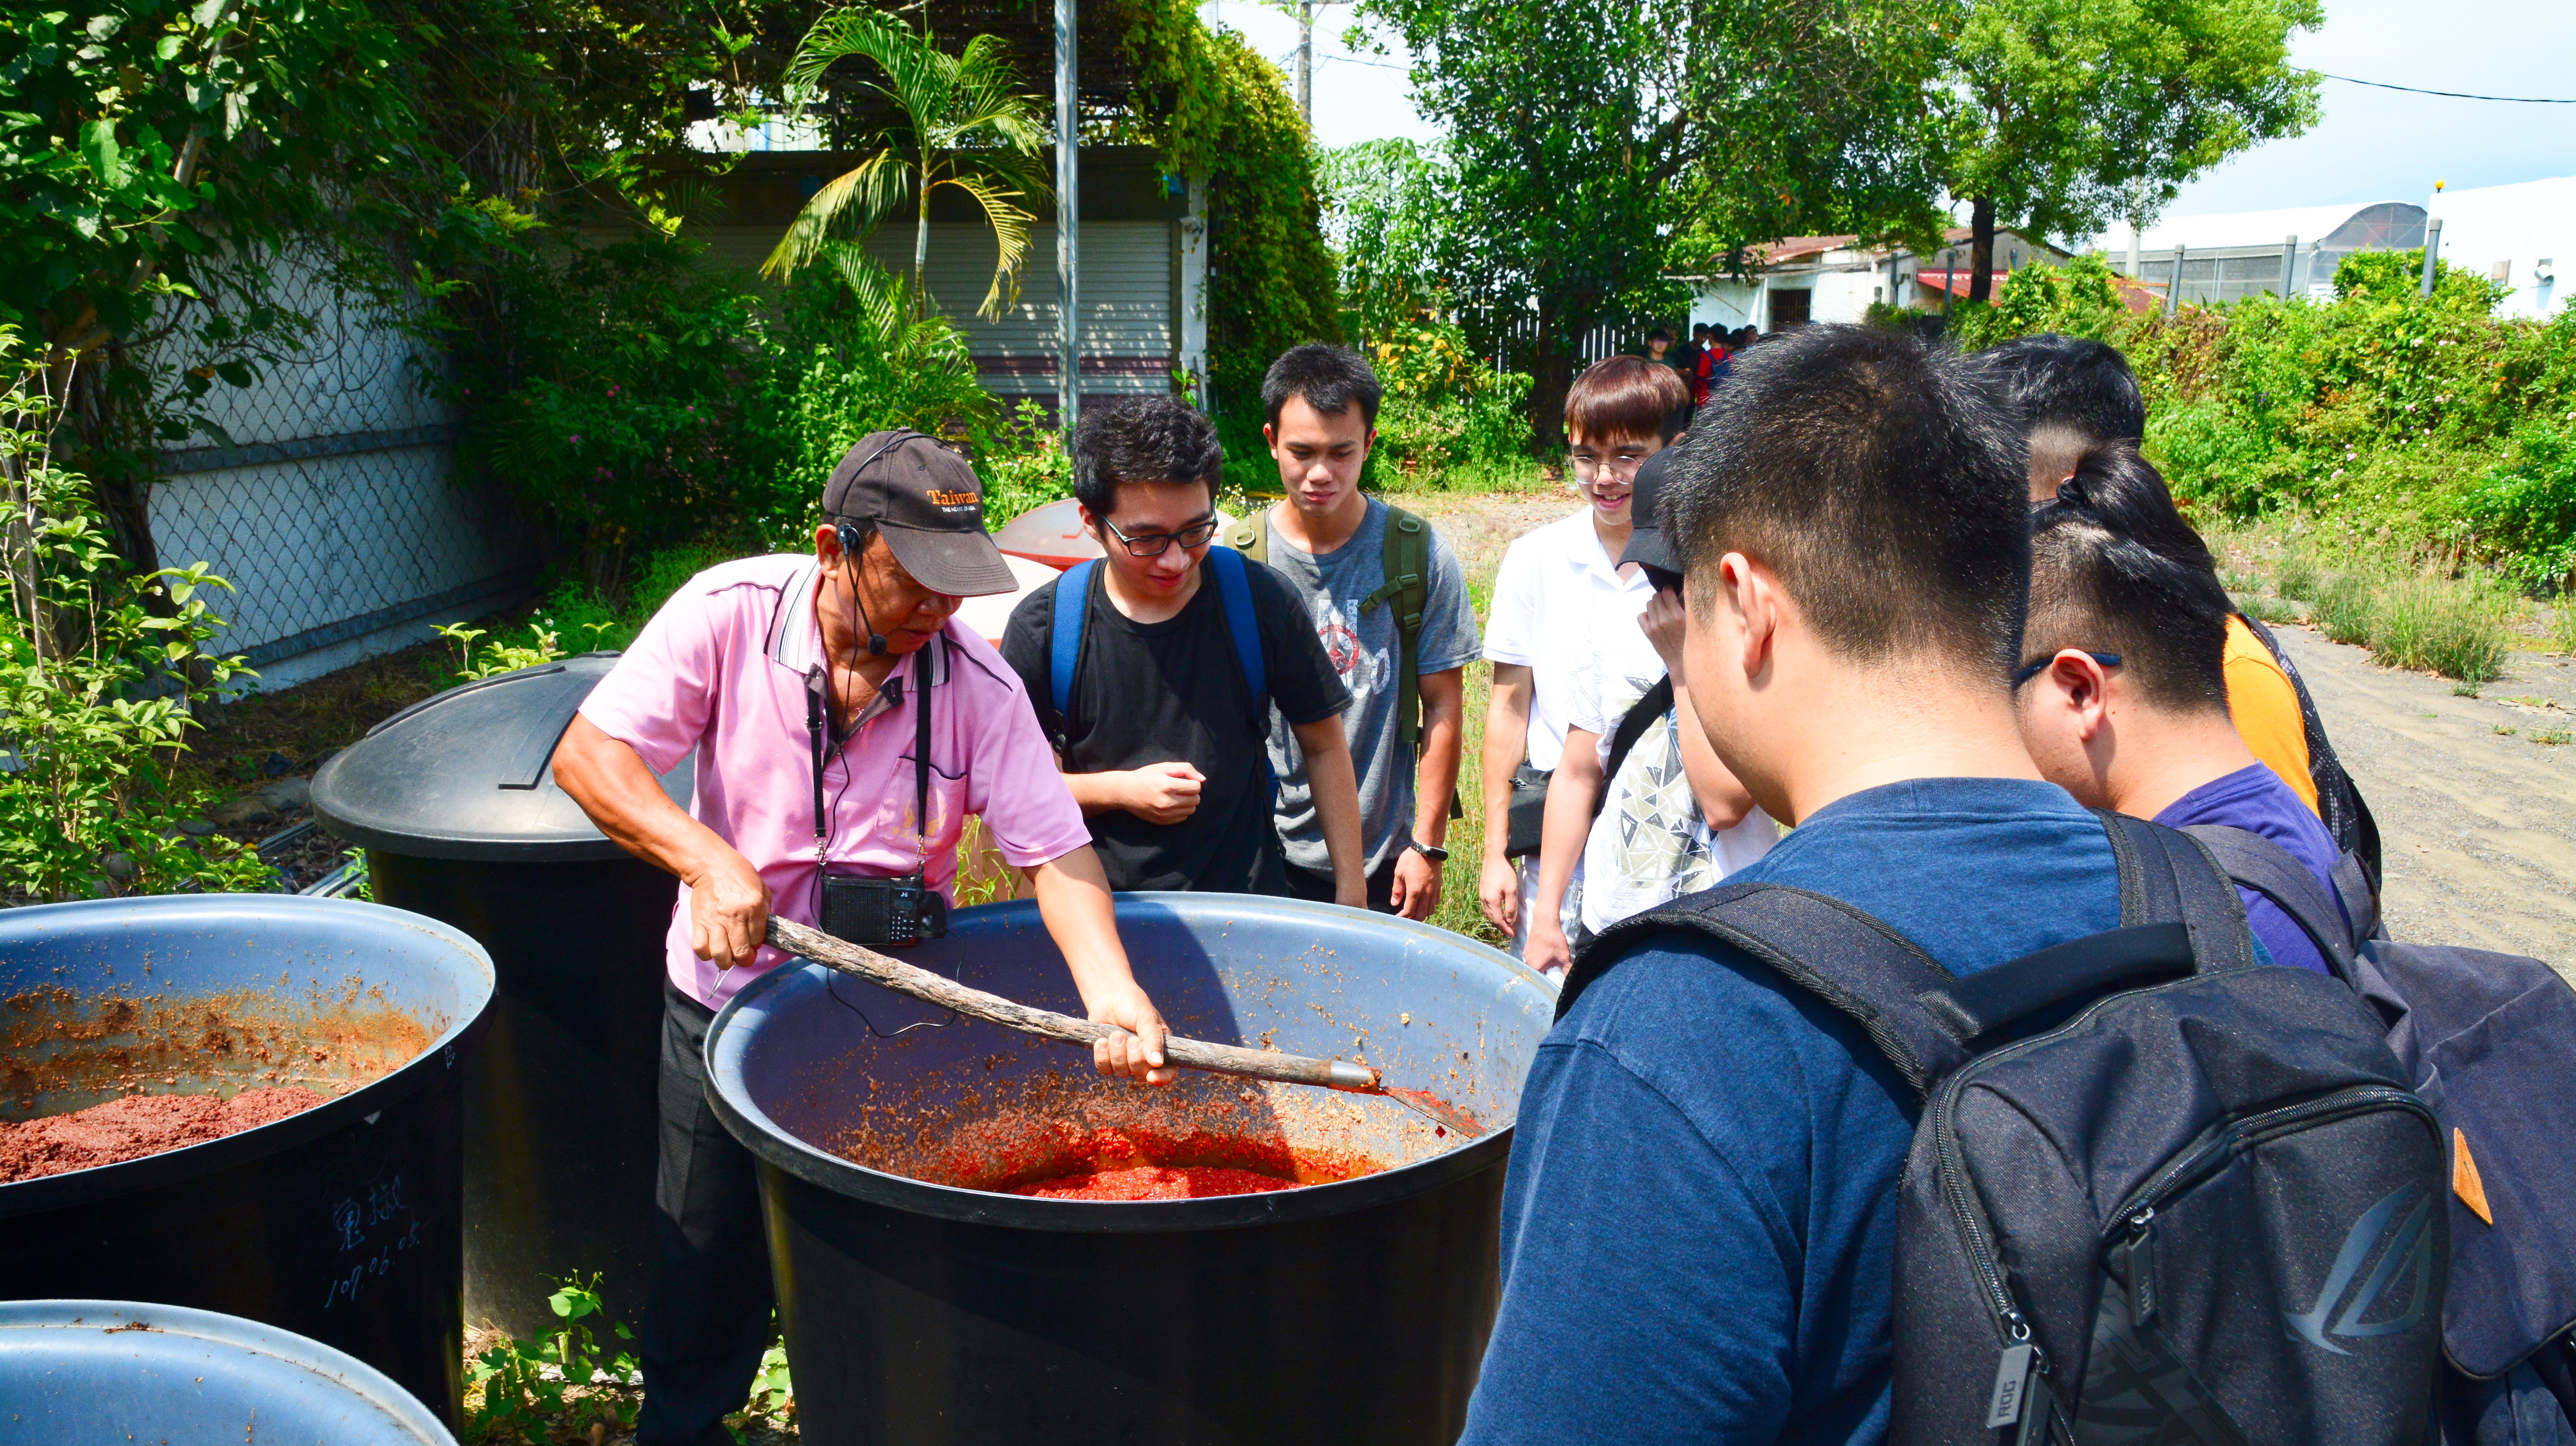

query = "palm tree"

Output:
[[763, 7, 1051, 322]]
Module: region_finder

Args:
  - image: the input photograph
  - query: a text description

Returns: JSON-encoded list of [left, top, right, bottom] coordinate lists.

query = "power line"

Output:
[[2319, 72, 2576, 104], [1317, 52, 1410, 72]]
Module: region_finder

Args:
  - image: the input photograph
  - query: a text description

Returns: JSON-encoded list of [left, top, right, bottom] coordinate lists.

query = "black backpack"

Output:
[[1561, 811, 2449, 1445], [2186, 824, 2576, 1446]]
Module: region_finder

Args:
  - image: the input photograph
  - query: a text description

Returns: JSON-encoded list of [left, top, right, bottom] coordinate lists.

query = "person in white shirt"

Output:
[[1476, 356, 1689, 958], [1522, 449, 1776, 975]]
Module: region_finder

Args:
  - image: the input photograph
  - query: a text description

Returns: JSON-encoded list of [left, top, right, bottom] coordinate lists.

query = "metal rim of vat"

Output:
[[703, 895, 1549, 1234], [0, 894, 496, 1219], [0, 1298, 459, 1445]]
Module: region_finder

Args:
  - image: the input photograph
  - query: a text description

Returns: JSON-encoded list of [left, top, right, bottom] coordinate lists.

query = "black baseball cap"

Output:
[[1618, 447, 1684, 590], [821, 430, 1017, 597]]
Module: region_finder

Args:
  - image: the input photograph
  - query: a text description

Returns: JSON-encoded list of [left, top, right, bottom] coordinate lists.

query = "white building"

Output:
[[2093, 180, 2570, 318], [1676, 229, 2069, 332], [2424, 175, 2572, 320]]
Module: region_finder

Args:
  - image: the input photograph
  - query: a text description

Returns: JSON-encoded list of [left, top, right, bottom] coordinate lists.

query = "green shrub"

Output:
[[978, 400, 1078, 527], [1363, 318, 1533, 481], [0, 331, 272, 904], [2552, 595, 2576, 655], [1960, 252, 2576, 580], [437, 231, 759, 599], [2461, 415, 2576, 586]]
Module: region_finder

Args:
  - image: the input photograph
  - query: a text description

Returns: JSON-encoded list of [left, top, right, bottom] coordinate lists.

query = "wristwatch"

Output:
[[1408, 840, 1450, 863]]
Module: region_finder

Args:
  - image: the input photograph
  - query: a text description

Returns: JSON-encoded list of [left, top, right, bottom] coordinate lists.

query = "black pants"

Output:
[[638, 980, 776, 1446], [1284, 856, 1402, 913]]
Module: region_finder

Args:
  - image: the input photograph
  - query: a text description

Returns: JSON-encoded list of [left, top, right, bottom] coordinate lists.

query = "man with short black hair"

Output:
[[1232, 344, 1477, 916], [1002, 395, 1366, 903], [2014, 485, 2343, 976], [1978, 340, 2364, 873], [1462, 326, 2134, 1444]]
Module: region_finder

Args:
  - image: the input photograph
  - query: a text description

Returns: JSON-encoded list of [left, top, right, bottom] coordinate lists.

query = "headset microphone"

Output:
[[834, 521, 887, 656]]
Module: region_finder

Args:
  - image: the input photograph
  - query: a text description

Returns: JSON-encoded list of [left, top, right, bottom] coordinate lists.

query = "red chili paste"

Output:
[[931, 1122, 1382, 1200], [0, 1087, 328, 1184], [1010, 1164, 1295, 1201]]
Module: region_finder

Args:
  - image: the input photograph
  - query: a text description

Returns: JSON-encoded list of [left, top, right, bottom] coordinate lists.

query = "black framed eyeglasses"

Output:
[[1101, 516, 1220, 557], [2013, 650, 2123, 688]]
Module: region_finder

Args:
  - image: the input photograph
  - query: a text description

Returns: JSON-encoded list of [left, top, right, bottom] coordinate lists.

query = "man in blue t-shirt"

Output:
[[2012, 498, 2345, 974], [1462, 325, 2133, 1444]]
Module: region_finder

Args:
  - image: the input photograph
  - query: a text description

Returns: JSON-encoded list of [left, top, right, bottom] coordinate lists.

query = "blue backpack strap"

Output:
[[1201, 545, 1277, 809], [1048, 559, 1096, 723], [1203, 545, 1266, 702]]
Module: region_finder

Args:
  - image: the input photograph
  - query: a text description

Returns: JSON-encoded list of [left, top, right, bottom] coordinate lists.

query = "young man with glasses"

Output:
[[1477, 355, 1690, 959], [1002, 395, 1367, 903]]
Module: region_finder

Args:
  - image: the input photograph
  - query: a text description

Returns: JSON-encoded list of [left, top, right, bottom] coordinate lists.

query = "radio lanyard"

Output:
[[805, 644, 936, 864]]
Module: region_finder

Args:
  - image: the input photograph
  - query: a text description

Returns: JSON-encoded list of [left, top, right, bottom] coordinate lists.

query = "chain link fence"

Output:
[[149, 255, 534, 690]]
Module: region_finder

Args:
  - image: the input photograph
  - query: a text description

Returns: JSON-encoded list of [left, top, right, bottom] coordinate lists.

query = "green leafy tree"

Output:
[[1316, 138, 1449, 342], [1934, 0, 2322, 302], [1358, 0, 1943, 445], [763, 6, 1050, 320], [0, 0, 436, 572]]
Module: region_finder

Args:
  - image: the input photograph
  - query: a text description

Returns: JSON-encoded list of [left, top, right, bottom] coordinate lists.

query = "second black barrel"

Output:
[[314, 654, 689, 1336]]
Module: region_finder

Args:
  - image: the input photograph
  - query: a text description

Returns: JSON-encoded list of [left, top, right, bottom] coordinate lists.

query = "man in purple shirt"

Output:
[[2012, 497, 2345, 973]]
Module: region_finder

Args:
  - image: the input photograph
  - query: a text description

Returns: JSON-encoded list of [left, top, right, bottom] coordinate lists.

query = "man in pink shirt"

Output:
[[555, 428, 1173, 1446]]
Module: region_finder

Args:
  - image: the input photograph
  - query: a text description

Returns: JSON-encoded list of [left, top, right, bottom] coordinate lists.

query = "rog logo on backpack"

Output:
[[2284, 1184, 2440, 1355]]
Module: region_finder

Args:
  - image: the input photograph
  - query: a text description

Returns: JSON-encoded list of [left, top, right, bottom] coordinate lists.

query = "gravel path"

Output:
[[2268, 626, 2576, 978]]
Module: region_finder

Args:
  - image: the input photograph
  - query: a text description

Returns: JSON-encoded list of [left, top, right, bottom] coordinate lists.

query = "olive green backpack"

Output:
[[1225, 503, 1433, 753]]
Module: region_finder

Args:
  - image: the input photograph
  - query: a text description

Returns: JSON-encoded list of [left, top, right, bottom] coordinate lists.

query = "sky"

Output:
[[1200, 0, 2576, 221]]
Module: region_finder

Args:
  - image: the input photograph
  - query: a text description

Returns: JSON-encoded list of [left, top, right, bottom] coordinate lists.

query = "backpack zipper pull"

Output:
[[1985, 1320, 2044, 1429], [2126, 1207, 2158, 1327]]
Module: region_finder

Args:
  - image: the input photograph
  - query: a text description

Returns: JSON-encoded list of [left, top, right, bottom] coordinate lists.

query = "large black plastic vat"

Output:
[[0, 895, 494, 1431], [706, 893, 1556, 1445], [313, 653, 690, 1336]]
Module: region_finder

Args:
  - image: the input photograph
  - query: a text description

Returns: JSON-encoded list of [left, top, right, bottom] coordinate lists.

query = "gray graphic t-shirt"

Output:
[[1261, 498, 1480, 875]]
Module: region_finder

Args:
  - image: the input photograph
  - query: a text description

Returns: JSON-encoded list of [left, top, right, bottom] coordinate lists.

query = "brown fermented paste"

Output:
[[0, 1088, 328, 1183]]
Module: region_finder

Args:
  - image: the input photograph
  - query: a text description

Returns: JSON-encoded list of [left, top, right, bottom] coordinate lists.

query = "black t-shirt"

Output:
[[1001, 559, 1349, 894]]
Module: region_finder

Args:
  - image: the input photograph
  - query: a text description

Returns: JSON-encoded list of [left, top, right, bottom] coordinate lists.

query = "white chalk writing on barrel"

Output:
[[322, 1173, 421, 1311]]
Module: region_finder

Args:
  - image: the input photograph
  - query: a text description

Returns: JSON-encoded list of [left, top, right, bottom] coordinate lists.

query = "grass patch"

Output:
[[2553, 598, 2576, 656], [2238, 594, 2305, 626], [2312, 570, 2381, 647], [2536, 729, 2574, 747], [2496, 724, 2519, 736], [2369, 574, 2515, 680], [2273, 551, 2323, 604]]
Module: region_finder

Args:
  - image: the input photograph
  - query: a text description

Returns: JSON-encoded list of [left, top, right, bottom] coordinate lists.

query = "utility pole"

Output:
[[2278, 234, 2298, 300], [1055, 0, 1080, 439], [2165, 244, 2186, 317], [2421, 217, 2444, 297], [1297, 0, 1313, 125]]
